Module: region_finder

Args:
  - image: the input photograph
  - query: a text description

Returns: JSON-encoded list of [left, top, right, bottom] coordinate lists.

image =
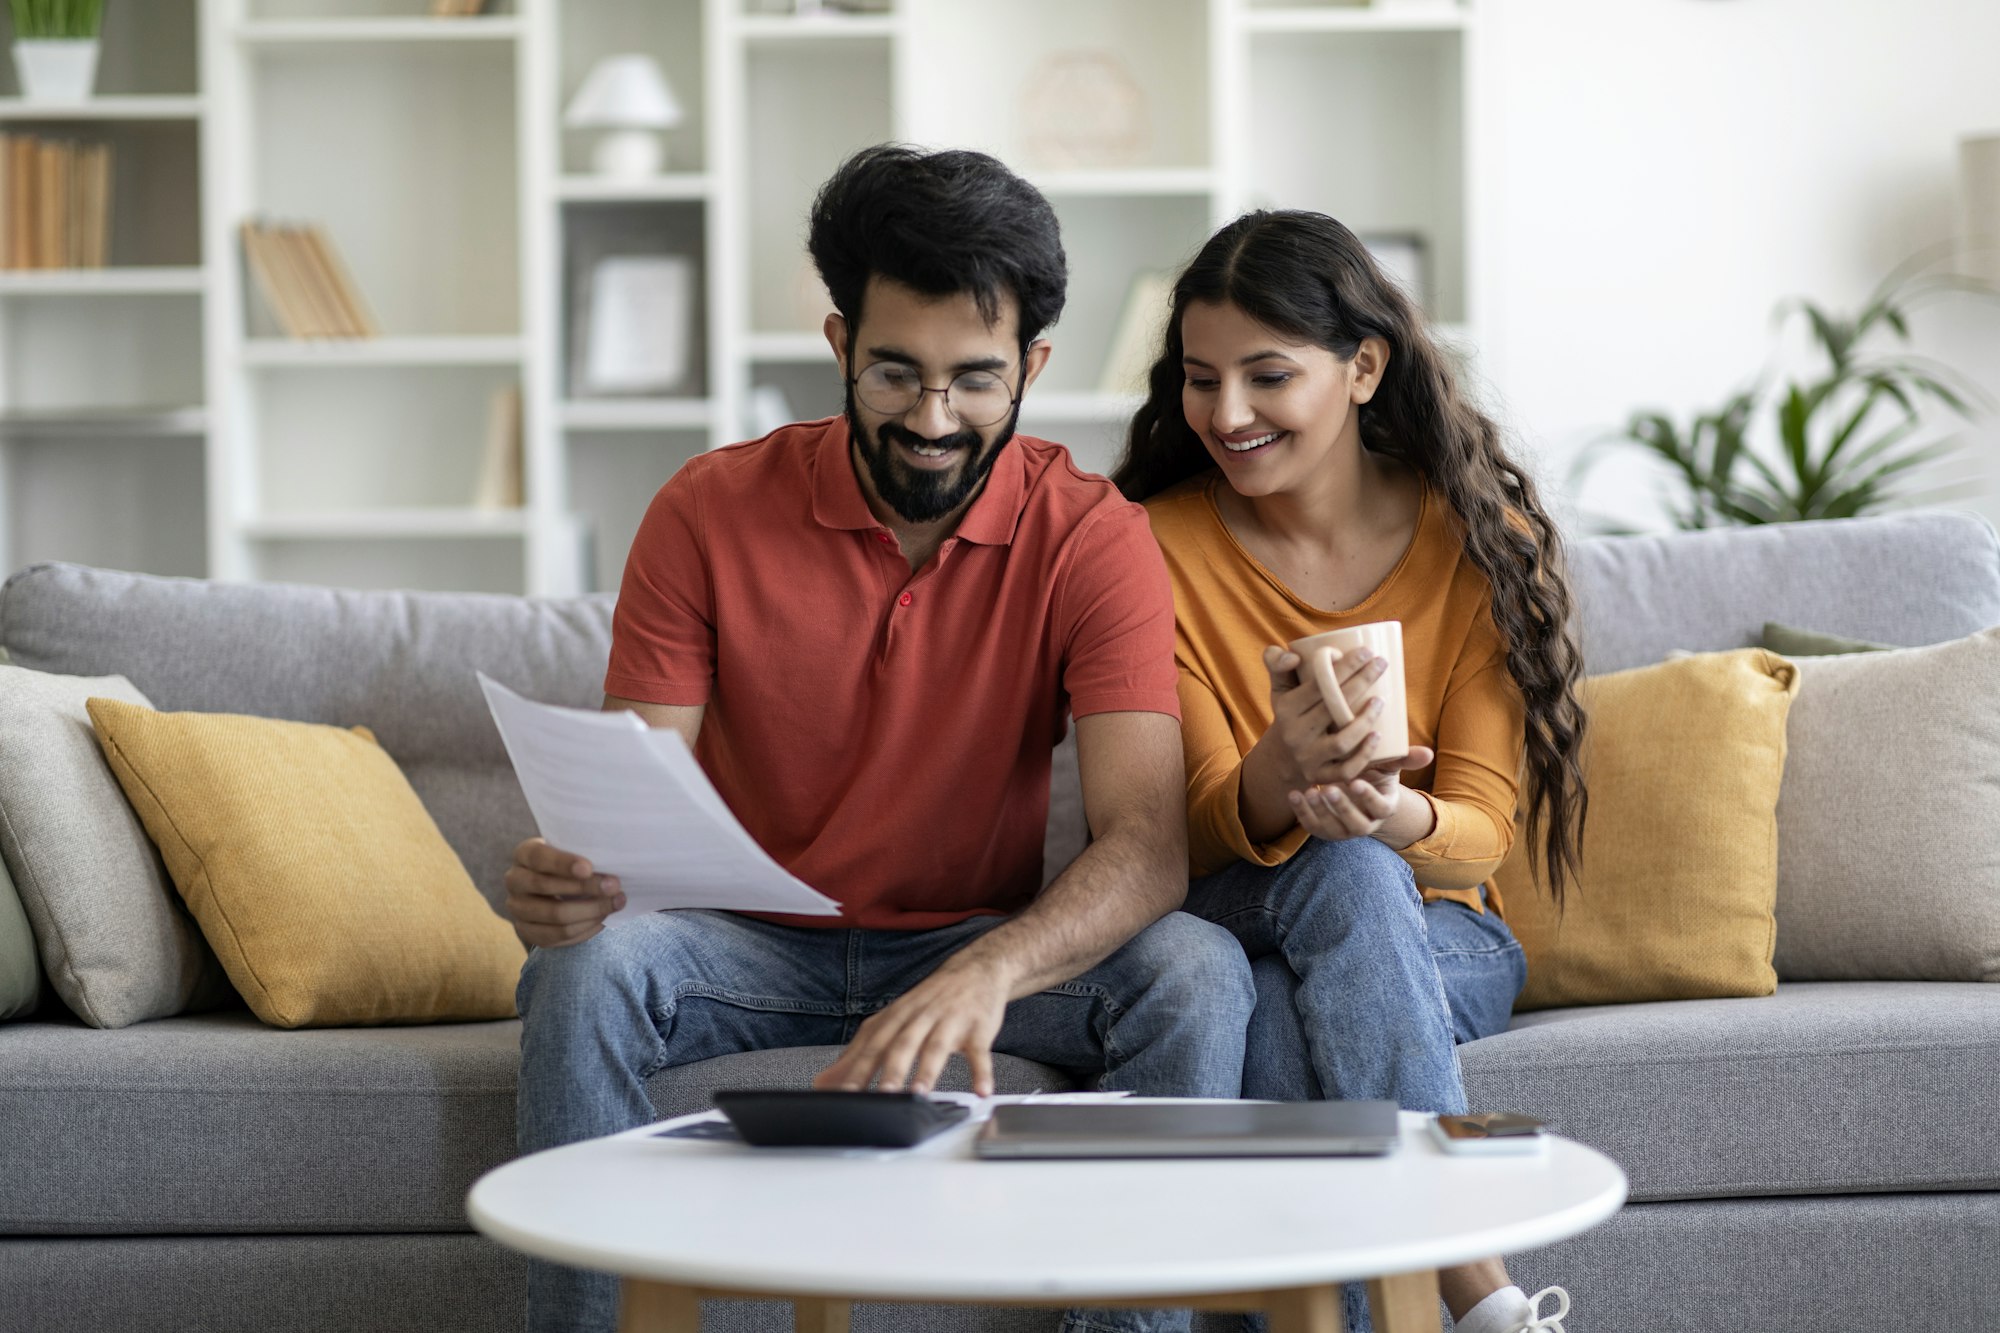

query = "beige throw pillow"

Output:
[[1773, 627, 2000, 981]]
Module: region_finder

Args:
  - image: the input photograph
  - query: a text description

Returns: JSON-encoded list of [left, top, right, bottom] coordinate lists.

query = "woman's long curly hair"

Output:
[[1112, 210, 1588, 904]]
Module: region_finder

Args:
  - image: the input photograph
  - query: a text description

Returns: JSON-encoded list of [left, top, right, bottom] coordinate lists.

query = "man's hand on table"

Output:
[[813, 954, 1015, 1098], [503, 836, 627, 949]]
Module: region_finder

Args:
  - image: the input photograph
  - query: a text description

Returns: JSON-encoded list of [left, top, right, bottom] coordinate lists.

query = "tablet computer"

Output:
[[974, 1100, 1400, 1159]]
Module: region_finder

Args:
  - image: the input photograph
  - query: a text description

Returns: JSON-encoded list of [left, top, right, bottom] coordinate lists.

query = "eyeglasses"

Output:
[[850, 361, 1018, 428]]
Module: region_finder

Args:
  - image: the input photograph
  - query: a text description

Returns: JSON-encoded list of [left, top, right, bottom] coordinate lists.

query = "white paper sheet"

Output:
[[478, 674, 841, 922]]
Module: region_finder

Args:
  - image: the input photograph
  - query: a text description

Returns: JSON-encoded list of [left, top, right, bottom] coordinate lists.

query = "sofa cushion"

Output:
[[89, 700, 528, 1029], [0, 564, 618, 911], [1571, 509, 2000, 672], [0, 853, 38, 1021], [1773, 628, 2000, 982], [0, 1012, 1070, 1234], [0, 665, 232, 1028], [1498, 649, 1798, 1010], [1461, 981, 2000, 1202]]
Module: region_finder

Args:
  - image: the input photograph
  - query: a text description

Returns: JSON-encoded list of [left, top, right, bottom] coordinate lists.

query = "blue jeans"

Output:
[[515, 908, 1255, 1333], [1072, 837, 1528, 1333]]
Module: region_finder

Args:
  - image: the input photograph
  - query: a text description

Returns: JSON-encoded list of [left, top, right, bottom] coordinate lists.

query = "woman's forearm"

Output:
[[1236, 729, 1302, 844]]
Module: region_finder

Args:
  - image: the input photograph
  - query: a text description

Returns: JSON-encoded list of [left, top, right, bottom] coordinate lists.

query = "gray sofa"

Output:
[[2, 509, 1998, 1333]]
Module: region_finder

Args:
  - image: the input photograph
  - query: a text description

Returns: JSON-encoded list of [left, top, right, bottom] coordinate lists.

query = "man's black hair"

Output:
[[807, 144, 1067, 350]]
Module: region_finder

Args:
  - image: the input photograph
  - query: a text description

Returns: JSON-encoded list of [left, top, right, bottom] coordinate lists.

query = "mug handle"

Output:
[[1306, 647, 1357, 728]]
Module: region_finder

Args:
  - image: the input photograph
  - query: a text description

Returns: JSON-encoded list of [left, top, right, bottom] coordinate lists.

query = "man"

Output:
[[507, 144, 1254, 1333]]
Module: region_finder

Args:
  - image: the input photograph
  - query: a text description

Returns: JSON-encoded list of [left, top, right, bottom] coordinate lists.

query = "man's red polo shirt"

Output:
[[604, 416, 1180, 930]]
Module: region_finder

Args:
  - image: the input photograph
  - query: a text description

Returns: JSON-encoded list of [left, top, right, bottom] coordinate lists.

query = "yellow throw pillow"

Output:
[[86, 698, 525, 1029], [1496, 648, 1799, 1011]]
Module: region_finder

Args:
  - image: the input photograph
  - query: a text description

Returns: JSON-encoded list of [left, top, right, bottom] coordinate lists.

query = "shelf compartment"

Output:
[[559, 398, 712, 431], [1035, 194, 1208, 397], [745, 36, 891, 335], [905, 0, 1209, 175], [567, 429, 709, 593], [3, 435, 206, 578], [236, 18, 524, 46], [250, 363, 521, 516], [1, 294, 203, 414], [0, 119, 202, 268], [1247, 27, 1466, 322], [0, 267, 204, 296], [0, 0, 199, 98], [563, 201, 709, 399], [248, 40, 517, 338], [243, 336, 524, 367], [745, 331, 831, 363], [0, 97, 204, 122], [560, 0, 706, 176]]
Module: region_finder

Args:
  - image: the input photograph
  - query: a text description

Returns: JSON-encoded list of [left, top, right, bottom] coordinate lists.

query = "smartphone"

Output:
[[1427, 1112, 1547, 1156]]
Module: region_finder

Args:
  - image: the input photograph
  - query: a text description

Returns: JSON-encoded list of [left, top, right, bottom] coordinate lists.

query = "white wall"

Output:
[[1475, 0, 2000, 533]]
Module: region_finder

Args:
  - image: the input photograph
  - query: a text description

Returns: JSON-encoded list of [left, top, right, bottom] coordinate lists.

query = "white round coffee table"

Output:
[[469, 1104, 1626, 1333]]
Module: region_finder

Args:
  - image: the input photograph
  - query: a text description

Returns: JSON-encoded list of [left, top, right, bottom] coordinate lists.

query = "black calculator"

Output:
[[710, 1089, 972, 1148]]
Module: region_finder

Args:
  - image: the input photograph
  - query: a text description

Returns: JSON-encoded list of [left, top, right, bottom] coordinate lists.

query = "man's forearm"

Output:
[[939, 827, 1186, 1001]]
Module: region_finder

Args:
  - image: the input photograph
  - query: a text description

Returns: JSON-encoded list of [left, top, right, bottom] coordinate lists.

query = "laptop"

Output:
[[974, 1099, 1401, 1159]]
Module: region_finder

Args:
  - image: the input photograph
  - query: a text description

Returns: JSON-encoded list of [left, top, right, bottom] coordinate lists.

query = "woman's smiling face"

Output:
[[1179, 299, 1369, 497]]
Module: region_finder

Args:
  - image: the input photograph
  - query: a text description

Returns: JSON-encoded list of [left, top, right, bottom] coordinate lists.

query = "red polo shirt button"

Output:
[[898, 592, 913, 607], [876, 531, 893, 544]]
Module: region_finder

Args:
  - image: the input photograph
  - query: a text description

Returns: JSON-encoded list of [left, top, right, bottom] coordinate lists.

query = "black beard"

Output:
[[845, 394, 1017, 524]]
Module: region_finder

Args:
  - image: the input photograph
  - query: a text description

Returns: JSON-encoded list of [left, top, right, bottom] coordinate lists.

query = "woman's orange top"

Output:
[[1145, 473, 1525, 916]]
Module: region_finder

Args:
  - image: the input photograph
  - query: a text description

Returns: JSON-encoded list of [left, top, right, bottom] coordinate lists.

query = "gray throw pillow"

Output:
[[1773, 627, 2000, 981], [0, 851, 38, 1020], [1761, 621, 1893, 657], [0, 666, 232, 1026]]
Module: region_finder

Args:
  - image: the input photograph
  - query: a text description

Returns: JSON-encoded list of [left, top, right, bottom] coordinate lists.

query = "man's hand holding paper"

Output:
[[481, 674, 841, 941]]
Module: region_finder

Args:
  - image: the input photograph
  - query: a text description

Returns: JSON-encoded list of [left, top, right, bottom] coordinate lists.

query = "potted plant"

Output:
[[1579, 252, 1996, 530], [10, 0, 104, 105]]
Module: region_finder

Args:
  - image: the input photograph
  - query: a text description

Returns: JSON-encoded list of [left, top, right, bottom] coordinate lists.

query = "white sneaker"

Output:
[[1514, 1286, 1570, 1333]]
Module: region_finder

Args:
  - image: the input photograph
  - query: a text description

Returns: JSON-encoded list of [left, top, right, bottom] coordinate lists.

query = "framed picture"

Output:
[[571, 254, 694, 397], [1359, 232, 1430, 310]]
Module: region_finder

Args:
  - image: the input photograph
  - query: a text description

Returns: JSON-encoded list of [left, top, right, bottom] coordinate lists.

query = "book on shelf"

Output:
[[429, 0, 492, 15], [0, 133, 113, 271], [240, 219, 381, 340], [472, 384, 525, 509], [1097, 270, 1174, 396]]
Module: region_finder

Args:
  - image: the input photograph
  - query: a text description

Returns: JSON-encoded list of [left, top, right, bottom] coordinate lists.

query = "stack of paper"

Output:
[[479, 674, 841, 923]]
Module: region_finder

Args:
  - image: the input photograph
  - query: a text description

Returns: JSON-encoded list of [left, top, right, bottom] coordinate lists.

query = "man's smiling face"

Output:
[[831, 276, 1049, 526]]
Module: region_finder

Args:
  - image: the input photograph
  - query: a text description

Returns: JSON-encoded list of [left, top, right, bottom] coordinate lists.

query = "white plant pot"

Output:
[[13, 39, 100, 105]]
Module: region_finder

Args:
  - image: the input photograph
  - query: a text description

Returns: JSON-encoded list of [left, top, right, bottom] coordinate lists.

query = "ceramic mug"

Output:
[[1286, 620, 1409, 761]]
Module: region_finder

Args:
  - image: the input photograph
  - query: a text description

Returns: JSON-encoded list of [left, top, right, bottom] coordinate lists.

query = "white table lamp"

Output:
[[566, 55, 684, 179]]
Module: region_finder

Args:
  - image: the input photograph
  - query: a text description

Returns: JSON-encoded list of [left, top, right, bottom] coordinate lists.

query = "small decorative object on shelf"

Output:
[[428, 0, 492, 16], [472, 384, 524, 510], [240, 219, 380, 340], [565, 55, 683, 179], [1960, 132, 2000, 283], [1098, 270, 1173, 397], [572, 253, 694, 396], [0, 131, 111, 269], [1019, 51, 1148, 171], [9, 0, 104, 104], [1360, 232, 1429, 310]]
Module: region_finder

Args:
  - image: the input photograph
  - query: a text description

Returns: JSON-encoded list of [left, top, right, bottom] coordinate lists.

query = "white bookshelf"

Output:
[[0, 0, 1485, 596]]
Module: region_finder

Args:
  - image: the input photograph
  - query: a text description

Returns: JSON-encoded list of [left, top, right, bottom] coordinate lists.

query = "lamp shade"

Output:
[[565, 55, 683, 130]]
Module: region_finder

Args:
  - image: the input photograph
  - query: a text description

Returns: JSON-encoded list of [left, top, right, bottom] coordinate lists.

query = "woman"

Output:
[[1112, 211, 1588, 1333]]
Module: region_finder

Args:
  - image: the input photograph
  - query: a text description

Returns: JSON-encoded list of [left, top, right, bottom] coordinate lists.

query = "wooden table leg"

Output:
[[1365, 1269, 1444, 1333], [1263, 1284, 1343, 1333], [792, 1296, 852, 1333], [618, 1278, 703, 1333]]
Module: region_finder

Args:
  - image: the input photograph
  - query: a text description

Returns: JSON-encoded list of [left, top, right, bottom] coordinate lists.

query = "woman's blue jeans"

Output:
[[1070, 837, 1528, 1333]]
